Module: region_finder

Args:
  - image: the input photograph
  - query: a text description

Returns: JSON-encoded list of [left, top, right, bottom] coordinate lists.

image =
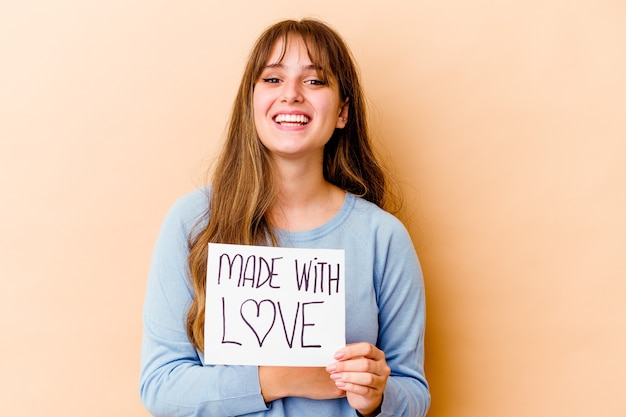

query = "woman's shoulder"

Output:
[[344, 194, 415, 246], [170, 186, 211, 211], [161, 186, 211, 233], [349, 194, 406, 229]]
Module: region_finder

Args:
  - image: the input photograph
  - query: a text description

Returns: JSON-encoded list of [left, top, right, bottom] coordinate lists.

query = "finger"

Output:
[[333, 379, 380, 396], [328, 357, 388, 376], [331, 370, 385, 390], [334, 342, 385, 361]]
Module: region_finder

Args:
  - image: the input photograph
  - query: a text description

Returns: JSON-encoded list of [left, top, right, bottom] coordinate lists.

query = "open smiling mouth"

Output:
[[273, 114, 310, 126]]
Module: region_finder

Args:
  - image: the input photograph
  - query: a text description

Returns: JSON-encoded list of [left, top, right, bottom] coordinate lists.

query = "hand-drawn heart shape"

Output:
[[240, 299, 276, 347]]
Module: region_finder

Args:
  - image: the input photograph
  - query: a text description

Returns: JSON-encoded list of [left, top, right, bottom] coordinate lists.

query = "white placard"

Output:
[[204, 243, 346, 366]]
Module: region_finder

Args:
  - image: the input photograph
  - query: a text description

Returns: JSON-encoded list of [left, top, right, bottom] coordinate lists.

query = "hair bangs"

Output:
[[248, 20, 344, 91]]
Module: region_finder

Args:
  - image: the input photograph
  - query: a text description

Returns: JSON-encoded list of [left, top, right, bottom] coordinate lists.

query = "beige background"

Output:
[[1, 1, 625, 416]]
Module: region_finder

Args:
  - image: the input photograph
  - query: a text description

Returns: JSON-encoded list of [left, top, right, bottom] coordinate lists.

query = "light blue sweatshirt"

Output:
[[140, 188, 430, 417]]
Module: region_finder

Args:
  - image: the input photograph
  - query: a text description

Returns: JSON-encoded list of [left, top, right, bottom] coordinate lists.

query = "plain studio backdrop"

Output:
[[1, 1, 624, 416]]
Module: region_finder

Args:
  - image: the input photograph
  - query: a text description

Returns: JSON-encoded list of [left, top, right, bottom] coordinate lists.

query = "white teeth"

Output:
[[274, 114, 309, 124]]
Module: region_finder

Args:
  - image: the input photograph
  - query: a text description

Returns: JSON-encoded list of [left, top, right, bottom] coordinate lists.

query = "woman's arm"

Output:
[[372, 222, 430, 416], [140, 192, 269, 417], [331, 213, 430, 417], [258, 366, 345, 402]]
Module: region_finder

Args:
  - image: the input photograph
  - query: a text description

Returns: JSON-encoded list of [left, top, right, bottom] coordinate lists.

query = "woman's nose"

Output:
[[281, 80, 303, 103]]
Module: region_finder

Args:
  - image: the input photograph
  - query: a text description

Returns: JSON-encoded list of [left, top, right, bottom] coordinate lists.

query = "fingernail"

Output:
[[326, 364, 336, 372], [330, 372, 342, 380], [334, 351, 345, 360]]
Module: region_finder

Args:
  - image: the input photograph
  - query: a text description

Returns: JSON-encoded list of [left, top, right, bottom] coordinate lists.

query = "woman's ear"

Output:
[[336, 98, 350, 129]]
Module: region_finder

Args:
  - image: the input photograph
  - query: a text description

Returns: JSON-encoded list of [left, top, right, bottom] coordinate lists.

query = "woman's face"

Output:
[[253, 35, 348, 164]]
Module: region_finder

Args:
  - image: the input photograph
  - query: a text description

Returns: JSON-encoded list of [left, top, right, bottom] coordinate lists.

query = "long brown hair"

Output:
[[186, 19, 396, 351]]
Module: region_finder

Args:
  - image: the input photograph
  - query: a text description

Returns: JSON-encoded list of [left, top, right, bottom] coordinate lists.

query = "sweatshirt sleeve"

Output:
[[374, 218, 431, 417], [139, 191, 269, 417]]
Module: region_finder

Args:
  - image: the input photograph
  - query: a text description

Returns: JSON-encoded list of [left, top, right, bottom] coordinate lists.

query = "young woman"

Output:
[[140, 18, 430, 417]]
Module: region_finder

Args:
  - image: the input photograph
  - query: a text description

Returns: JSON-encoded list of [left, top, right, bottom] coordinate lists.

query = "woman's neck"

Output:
[[269, 159, 345, 232]]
